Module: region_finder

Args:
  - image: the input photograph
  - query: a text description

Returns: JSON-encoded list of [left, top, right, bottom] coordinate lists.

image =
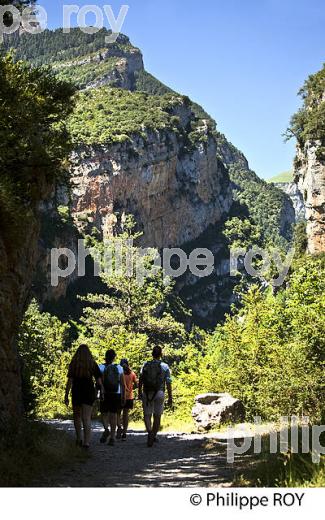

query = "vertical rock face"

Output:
[[291, 64, 325, 253], [68, 133, 233, 327], [0, 219, 40, 426], [36, 97, 234, 326], [70, 128, 232, 249], [278, 193, 296, 240], [295, 141, 325, 253], [4, 29, 299, 330], [82, 47, 144, 91], [274, 182, 305, 222]]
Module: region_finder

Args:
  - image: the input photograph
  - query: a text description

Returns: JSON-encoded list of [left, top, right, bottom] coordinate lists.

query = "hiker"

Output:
[[139, 345, 173, 447], [65, 344, 103, 449], [99, 349, 126, 446], [117, 359, 138, 440]]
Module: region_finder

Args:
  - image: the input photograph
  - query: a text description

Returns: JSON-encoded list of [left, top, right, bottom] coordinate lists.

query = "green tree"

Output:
[[286, 63, 325, 160], [80, 217, 187, 373], [0, 54, 75, 238], [18, 300, 71, 418], [292, 221, 308, 257], [200, 255, 325, 421], [223, 217, 261, 249]]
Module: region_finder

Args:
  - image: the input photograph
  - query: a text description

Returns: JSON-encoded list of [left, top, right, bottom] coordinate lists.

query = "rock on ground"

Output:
[[192, 393, 245, 431]]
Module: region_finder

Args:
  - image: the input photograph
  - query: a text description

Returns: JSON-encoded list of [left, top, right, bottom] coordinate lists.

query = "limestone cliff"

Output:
[[34, 191, 80, 303], [5, 29, 297, 326], [54, 38, 144, 91], [291, 64, 325, 253], [66, 103, 233, 326], [274, 182, 305, 222], [70, 127, 231, 249], [295, 141, 325, 253]]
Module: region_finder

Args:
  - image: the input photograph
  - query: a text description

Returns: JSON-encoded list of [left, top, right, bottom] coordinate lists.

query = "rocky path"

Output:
[[37, 420, 258, 487]]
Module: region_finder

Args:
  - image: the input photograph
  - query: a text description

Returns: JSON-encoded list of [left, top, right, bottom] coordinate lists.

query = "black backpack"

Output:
[[103, 364, 120, 393], [142, 361, 163, 398]]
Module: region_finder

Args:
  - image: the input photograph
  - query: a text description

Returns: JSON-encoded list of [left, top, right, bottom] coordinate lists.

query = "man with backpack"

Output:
[[138, 346, 173, 447], [99, 349, 125, 446]]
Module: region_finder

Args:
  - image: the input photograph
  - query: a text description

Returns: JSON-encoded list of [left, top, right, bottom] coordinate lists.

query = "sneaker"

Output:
[[108, 438, 115, 446], [116, 427, 122, 440], [100, 430, 110, 444], [147, 432, 155, 448], [122, 433, 127, 441]]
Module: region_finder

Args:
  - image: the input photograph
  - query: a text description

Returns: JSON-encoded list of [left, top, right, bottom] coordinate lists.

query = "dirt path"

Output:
[[38, 420, 256, 487]]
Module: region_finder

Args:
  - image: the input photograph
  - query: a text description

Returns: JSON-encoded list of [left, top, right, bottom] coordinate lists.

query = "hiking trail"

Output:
[[36, 420, 268, 487]]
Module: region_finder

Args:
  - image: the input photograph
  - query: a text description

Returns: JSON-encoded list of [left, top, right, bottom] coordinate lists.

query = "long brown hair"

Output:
[[69, 344, 96, 378]]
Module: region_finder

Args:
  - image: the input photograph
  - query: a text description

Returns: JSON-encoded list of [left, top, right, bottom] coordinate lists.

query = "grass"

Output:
[[268, 170, 294, 183], [234, 427, 325, 487], [0, 420, 87, 487], [129, 415, 196, 434]]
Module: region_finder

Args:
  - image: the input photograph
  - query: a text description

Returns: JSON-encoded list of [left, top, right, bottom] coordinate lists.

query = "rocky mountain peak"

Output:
[[2, 28, 297, 326]]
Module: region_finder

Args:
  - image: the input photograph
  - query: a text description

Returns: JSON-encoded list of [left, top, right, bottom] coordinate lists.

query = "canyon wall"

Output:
[[292, 65, 325, 254], [274, 182, 305, 222], [5, 29, 295, 326], [0, 211, 43, 426], [295, 140, 325, 253], [70, 128, 232, 249]]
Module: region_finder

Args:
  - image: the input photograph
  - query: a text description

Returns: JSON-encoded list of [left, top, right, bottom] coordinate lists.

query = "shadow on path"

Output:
[[35, 420, 246, 487]]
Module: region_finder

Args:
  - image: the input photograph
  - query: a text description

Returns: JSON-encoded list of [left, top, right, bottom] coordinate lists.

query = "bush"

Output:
[[201, 255, 325, 421], [67, 86, 186, 146], [18, 301, 71, 418]]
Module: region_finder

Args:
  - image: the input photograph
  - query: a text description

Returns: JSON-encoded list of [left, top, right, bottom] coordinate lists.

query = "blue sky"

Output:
[[39, 0, 325, 179]]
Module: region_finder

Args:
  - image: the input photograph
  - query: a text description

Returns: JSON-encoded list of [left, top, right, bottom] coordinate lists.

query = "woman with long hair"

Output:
[[65, 344, 103, 448]]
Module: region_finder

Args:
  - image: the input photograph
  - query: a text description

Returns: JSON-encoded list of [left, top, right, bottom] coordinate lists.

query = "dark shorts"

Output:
[[123, 399, 134, 410], [72, 379, 96, 407], [100, 393, 122, 414]]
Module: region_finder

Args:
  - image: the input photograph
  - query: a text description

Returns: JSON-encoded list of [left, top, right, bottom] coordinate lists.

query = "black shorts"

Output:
[[72, 379, 96, 407], [100, 393, 122, 414], [123, 399, 134, 410]]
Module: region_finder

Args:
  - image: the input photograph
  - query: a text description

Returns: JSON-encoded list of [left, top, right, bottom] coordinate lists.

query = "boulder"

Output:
[[192, 393, 245, 431]]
